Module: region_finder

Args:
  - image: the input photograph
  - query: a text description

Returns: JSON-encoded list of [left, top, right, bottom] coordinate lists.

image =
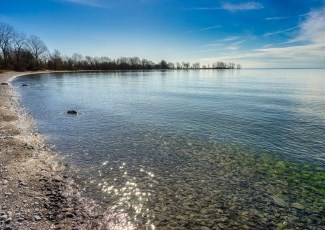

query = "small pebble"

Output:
[[0, 214, 8, 220], [33, 215, 42, 221]]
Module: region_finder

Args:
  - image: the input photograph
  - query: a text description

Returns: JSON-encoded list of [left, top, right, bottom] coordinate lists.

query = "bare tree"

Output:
[[1, 23, 243, 71], [182, 62, 190, 69], [48, 49, 63, 70], [0, 23, 15, 66], [27, 35, 48, 62], [12, 32, 27, 68], [168, 62, 175, 69], [192, 62, 200, 69], [142, 59, 154, 69], [72, 53, 83, 66], [228, 62, 235, 69], [130, 57, 141, 68], [159, 60, 168, 69]]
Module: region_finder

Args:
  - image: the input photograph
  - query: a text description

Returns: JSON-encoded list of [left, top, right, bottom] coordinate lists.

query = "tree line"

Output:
[[0, 23, 241, 71]]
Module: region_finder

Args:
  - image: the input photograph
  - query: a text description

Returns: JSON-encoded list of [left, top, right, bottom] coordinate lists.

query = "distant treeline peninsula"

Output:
[[0, 23, 241, 71]]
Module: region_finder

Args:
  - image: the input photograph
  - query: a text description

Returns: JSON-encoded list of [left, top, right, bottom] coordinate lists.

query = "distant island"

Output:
[[0, 23, 241, 72]]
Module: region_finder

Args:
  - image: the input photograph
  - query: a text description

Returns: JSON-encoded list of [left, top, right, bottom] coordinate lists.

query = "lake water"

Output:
[[13, 70, 325, 229]]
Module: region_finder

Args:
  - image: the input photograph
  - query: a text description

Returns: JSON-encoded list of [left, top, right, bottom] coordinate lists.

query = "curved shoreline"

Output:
[[0, 71, 101, 229]]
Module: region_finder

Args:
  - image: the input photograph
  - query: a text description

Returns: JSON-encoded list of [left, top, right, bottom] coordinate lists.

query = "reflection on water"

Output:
[[13, 70, 325, 228], [97, 162, 155, 230], [75, 132, 324, 229]]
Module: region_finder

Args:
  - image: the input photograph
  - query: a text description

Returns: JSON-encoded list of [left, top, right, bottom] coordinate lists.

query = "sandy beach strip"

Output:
[[0, 71, 101, 229]]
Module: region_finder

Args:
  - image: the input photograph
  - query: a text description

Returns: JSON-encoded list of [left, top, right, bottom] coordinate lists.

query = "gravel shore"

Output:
[[0, 71, 101, 230]]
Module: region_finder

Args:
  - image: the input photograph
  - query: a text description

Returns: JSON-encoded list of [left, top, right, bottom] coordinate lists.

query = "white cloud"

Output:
[[265, 16, 290, 21], [62, 0, 109, 8], [181, 25, 222, 34], [205, 36, 244, 45], [185, 1, 263, 11], [219, 36, 242, 42], [256, 43, 325, 59], [200, 6, 325, 68], [221, 2, 263, 11], [293, 7, 325, 43], [198, 36, 246, 53], [263, 26, 299, 37], [226, 46, 240, 51]]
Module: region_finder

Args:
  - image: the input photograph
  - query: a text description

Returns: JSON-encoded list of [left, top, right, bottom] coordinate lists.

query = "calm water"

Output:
[[13, 70, 325, 229]]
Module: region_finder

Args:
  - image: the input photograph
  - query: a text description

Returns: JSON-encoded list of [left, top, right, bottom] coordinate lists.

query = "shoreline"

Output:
[[0, 71, 101, 229]]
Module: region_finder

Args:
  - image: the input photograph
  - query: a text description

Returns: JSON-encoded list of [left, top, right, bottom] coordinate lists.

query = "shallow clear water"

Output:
[[13, 70, 325, 229]]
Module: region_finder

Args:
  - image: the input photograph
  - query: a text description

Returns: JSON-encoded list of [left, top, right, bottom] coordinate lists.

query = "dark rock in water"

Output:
[[22, 84, 29, 86], [1, 82, 8, 85], [67, 110, 78, 115]]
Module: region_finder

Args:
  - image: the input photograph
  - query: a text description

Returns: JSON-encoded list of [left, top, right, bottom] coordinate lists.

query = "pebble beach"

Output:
[[0, 71, 100, 230]]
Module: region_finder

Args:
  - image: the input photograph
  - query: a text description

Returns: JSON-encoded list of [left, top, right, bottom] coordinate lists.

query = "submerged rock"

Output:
[[271, 196, 287, 207], [67, 110, 78, 115], [291, 203, 305, 210]]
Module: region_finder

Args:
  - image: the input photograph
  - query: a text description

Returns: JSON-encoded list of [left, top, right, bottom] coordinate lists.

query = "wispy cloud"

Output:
[[201, 6, 325, 68], [290, 7, 325, 44], [185, 1, 263, 11], [231, 39, 246, 46], [221, 2, 263, 11], [264, 16, 290, 21], [263, 26, 299, 37], [265, 12, 310, 21], [204, 36, 243, 47], [181, 25, 222, 34], [62, 0, 109, 8], [201, 42, 325, 67], [255, 43, 325, 59], [219, 36, 242, 42], [226, 46, 241, 51], [198, 25, 222, 32], [198, 36, 246, 53]]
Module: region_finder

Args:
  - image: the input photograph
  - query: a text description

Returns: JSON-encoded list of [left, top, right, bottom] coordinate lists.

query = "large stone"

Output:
[[67, 110, 78, 115]]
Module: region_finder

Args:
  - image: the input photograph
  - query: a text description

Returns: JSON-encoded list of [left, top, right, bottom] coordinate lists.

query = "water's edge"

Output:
[[1, 71, 103, 229]]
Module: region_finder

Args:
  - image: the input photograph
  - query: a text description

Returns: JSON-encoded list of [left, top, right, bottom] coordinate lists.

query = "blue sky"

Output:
[[1, 0, 325, 68]]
